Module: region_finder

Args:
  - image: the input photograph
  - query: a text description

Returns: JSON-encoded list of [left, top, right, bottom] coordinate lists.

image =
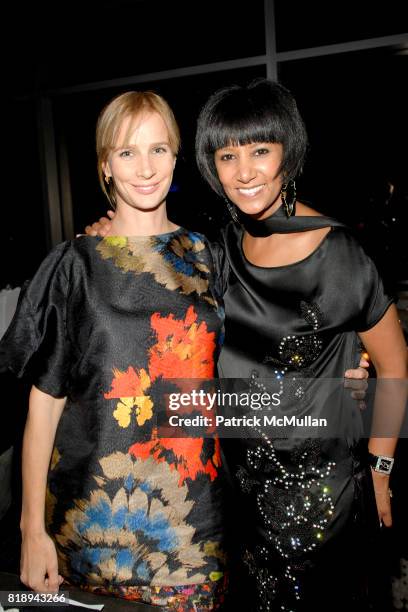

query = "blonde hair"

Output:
[[96, 91, 180, 206]]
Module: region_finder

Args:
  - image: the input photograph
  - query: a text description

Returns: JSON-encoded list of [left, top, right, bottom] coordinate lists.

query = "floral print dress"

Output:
[[0, 228, 227, 611]]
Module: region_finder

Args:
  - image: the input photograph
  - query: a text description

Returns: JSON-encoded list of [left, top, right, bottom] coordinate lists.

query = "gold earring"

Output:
[[280, 179, 296, 217], [105, 175, 111, 185]]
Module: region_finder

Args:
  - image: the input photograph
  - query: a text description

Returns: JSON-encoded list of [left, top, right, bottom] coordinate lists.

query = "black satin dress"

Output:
[[215, 207, 394, 612]]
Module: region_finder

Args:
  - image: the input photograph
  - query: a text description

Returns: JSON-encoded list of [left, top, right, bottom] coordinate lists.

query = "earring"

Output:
[[224, 198, 240, 223], [281, 179, 296, 217], [104, 175, 116, 210]]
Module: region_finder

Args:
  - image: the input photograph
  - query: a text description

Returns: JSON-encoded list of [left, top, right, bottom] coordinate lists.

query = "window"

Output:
[[279, 46, 408, 286]]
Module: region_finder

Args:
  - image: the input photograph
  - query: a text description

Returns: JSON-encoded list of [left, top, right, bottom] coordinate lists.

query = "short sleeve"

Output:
[[341, 234, 395, 332], [0, 241, 73, 397], [208, 237, 230, 298], [355, 258, 395, 331]]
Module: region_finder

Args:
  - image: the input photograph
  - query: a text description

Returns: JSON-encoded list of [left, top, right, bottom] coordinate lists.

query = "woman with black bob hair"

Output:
[[194, 78, 407, 612], [195, 78, 307, 199]]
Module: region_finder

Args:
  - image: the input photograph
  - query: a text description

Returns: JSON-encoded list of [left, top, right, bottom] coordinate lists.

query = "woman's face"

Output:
[[104, 111, 176, 213], [214, 142, 283, 218]]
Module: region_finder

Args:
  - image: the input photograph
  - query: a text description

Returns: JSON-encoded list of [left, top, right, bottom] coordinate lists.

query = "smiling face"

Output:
[[103, 111, 176, 213], [214, 141, 284, 219]]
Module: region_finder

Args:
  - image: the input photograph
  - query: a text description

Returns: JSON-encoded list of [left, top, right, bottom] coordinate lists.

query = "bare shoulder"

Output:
[[289, 201, 331, 250], [296, 201, 323, 217]]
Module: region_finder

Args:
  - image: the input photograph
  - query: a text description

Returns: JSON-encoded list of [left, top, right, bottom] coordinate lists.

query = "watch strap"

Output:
[[368, 452, 394, 474]]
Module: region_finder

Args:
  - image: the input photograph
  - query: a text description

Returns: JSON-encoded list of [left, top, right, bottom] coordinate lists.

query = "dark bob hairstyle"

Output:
[[195, 78, 308, 197]]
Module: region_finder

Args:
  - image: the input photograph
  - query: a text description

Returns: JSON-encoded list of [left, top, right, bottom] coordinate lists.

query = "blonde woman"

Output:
[[0, 92, 227, 611]]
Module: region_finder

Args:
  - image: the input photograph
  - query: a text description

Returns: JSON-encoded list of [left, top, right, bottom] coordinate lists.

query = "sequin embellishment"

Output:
[[278, 301, 324, 369], [263, 301, 325, 403], [241, 302, 333, 609], [239, 434, 336, 610]]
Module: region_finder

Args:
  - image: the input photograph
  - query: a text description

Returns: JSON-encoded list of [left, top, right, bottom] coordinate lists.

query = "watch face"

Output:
[[379, 459, 392, 472]]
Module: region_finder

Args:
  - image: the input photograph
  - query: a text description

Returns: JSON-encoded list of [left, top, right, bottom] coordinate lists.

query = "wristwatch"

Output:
[[368, 452, 394, 475]]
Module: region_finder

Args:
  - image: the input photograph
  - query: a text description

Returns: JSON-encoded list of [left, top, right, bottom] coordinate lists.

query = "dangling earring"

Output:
[[280, 179, 296, 217], [104, 175, 116, 210], [224, 198, 240, 223]]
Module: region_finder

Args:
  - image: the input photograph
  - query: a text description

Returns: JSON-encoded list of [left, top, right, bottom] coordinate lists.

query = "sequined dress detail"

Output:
[[216, 215, 393, 612]]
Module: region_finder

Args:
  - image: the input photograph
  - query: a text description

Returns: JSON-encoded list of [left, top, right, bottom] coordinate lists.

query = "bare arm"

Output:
[[20, 386, 66, 592], [358, 304, 408, 526]]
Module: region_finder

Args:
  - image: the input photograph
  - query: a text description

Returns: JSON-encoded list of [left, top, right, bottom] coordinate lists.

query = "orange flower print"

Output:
[[104, 306, 217, 451], [104, 367, 153, 428], [129, 436, 222, 486], [149, 305, 216, 380]]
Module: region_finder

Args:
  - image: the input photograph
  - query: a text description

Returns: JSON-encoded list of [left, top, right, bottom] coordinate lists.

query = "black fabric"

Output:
[[0, 230, 229, 607], [218, 220, 394, 380], [214, 216, 394, 611], [0, 242, 73, 397], [238, 199, 345, 237]]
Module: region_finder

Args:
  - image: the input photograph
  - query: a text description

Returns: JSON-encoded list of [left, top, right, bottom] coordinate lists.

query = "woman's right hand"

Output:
[[84, 209, 115, 236], [20, 531, 64, 592]]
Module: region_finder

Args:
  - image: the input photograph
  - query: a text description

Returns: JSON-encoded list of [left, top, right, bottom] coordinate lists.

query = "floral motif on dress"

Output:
[[129, 437, 221, 486], [103, 305, 220, 485], [51, 304, 223, 590], [239, 293, 335, 611], [55, 453, 219, 587], [46, 234, 226, 607], [104, 305, 216, 424], [238, 437, 336, 609], [264, 301, 324, 372], [79, 577, 228, 611], [263, 301, 325, 404], [96, 232, 217, 305]]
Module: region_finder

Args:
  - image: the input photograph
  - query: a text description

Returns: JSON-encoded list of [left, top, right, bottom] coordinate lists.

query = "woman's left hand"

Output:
[[371, 470, 392, 527]]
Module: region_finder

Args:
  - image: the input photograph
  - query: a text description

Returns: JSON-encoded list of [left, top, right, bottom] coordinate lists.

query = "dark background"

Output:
[[2, 0, 408, 290], [1, 2, 407, 610]]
